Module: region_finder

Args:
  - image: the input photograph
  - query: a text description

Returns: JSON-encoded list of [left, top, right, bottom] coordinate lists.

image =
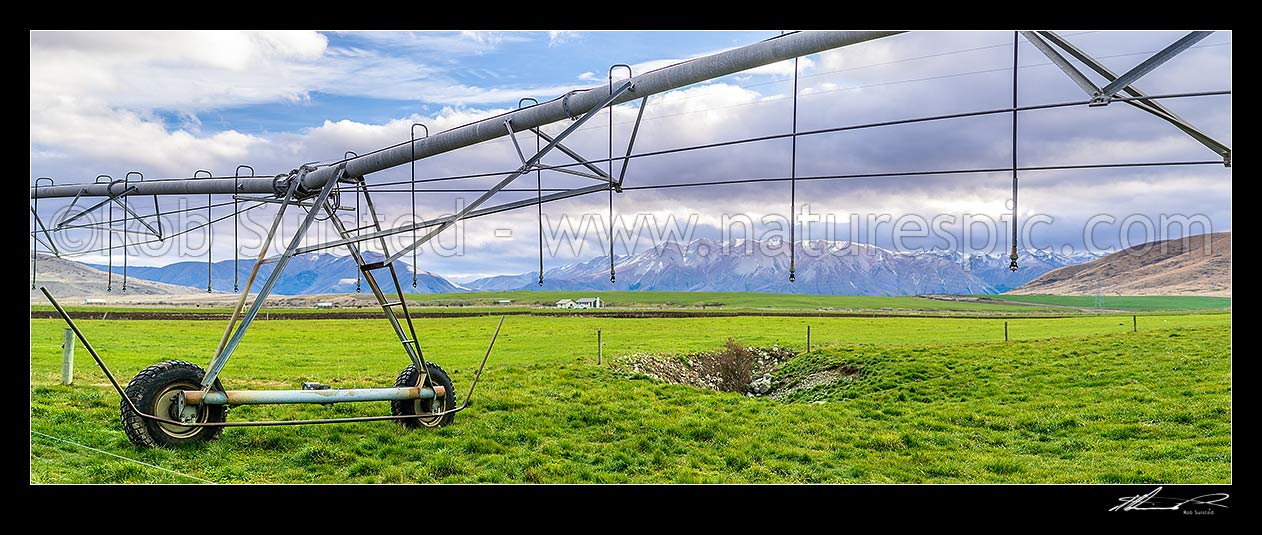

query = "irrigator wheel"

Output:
[[120, 360, 227, 448], [391, 362, 456, 429]]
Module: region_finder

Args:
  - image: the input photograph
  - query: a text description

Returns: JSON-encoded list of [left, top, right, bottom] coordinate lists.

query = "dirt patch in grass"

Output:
[[611, 339, 796, 393], [769, 365, 862, 401], [613, 340, 862, 401]]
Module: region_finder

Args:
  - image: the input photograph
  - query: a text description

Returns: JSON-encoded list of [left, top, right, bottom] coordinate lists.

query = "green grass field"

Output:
[[404, 290, 1232, 312], [29, 310, 1231, 483], [402, 291, 1043, 310], [990, 294, 1231, 311], [30, 292, 1231, 317]]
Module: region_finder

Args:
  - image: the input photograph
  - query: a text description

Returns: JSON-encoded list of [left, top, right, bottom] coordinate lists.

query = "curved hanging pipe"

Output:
[[122, 172, 147, 292], [409, 123, 428, 288], [347, 150, 362, 293], [1009, 31, 1020, 272], [233, 165, 254, 293], [608, 64, 632, 284], [120, 174, 130, 293], [787, 34, 800, 284], [195, 170, 214, 292], [96, 175, 116, 291], [518, 97, 544, 286], [32, 177, 55, 289]]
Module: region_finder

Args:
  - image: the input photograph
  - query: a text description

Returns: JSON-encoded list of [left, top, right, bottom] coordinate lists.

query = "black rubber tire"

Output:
[[120, 360, 227, 448], [391, 362, 456, 428]]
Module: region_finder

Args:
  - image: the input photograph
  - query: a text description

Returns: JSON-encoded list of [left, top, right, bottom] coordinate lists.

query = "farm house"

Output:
[[575, 297, 603, 309]]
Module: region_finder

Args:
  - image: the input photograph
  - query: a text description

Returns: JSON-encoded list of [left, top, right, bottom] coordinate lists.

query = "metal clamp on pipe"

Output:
[[561, 90, 582, 120]]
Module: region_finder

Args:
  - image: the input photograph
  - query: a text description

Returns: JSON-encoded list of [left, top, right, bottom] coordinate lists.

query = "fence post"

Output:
[[1004, 321, 1009, 342], [807, 325, 811, 352], [1133, 315, 1137, 332], [597, 329, 603, 365], [61, 328, 75, 386]]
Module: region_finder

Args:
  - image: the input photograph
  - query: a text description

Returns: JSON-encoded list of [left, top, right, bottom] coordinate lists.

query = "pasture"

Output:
[[30, 309, 1231, 483]]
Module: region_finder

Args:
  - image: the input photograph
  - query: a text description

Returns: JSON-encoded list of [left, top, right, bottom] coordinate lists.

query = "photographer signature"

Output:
[[1110, 487, 1229, 512]]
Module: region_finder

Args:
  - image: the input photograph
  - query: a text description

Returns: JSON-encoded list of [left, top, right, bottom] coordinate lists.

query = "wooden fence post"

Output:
[[61, 328, 74, 386]]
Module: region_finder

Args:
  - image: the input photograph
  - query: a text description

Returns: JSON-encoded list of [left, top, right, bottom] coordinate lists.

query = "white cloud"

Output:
[[547, 31, 581, 47], [28, 30, 593, 182], [458, 31, 527, 47], [31, 31, 331, 112], [29, 30, 1232, 277], [29, 99, 264, 176]]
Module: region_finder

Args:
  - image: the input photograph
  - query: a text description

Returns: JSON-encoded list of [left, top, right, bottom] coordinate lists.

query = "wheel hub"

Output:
[[170, 392, 199, 424], [412, 373, 446, 427], [154, 382, 204, 438]]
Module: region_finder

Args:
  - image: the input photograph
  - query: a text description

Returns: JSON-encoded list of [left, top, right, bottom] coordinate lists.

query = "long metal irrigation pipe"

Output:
[[31, 31, 902, 200]]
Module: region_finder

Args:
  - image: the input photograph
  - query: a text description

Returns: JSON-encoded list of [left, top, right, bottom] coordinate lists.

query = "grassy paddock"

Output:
[[29, 312, 1230, 483], [990, 294, 1231, 311], [30, 292, 1230, 318]]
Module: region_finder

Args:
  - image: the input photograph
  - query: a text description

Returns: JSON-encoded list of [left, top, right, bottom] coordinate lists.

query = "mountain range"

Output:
[[88, 251, 467, 295], [466, 239, 1097, 295], [79, 239, 1098, 296]]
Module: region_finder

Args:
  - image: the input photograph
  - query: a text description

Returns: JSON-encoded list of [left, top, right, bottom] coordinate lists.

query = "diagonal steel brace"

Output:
[[533, 129, 615, 183], [1094, 31, 1212, 104], [55, 185, 136, 229], [202, 165, 344, 387], [30, 207, 60, 257], [1020, 31, 1099, 97], [381, 80, 634, 266], [1035, 30, 1230, 165]]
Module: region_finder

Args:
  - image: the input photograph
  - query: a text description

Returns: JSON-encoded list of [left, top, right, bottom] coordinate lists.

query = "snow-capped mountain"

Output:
[[465, 239, 1099, 296], [87, 238, 1096, 296], [913, 248, 1100, 293], [88, 251, 468, 295]]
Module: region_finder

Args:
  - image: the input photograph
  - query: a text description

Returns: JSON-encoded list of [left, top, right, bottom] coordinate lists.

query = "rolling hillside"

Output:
[[29, 253, 201, 297], [1009, 232, 1230, 297]]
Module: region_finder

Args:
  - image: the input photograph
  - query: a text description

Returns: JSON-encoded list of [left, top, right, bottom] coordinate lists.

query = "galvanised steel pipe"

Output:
[[181, 385, 445, 406], [34, 176, 281, 199], [298, 30, 902, 193], [32, 30, 903, 200]]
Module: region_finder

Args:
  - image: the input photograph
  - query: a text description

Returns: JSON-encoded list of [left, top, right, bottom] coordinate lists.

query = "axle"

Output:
[[181, 385, 446, 406]]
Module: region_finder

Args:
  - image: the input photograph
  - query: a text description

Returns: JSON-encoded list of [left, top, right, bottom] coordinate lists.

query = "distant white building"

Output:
[[575, 297, 603, 309], [83, 298, 107, 305], [495, 299, 512, 305], [556, 297, 603, 309], [315, 302, 335, 309]]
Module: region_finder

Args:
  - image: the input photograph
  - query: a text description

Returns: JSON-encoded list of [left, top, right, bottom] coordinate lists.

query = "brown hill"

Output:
[[29, 253, 202, 298], [1008, 232, 1230, 297]]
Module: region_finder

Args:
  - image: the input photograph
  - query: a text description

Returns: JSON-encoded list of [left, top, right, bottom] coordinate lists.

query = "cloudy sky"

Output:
[[29, 30, 1231, 282]]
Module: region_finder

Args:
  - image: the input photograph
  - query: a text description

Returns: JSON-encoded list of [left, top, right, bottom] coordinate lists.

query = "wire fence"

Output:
[[30, 430, 215, 484]]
